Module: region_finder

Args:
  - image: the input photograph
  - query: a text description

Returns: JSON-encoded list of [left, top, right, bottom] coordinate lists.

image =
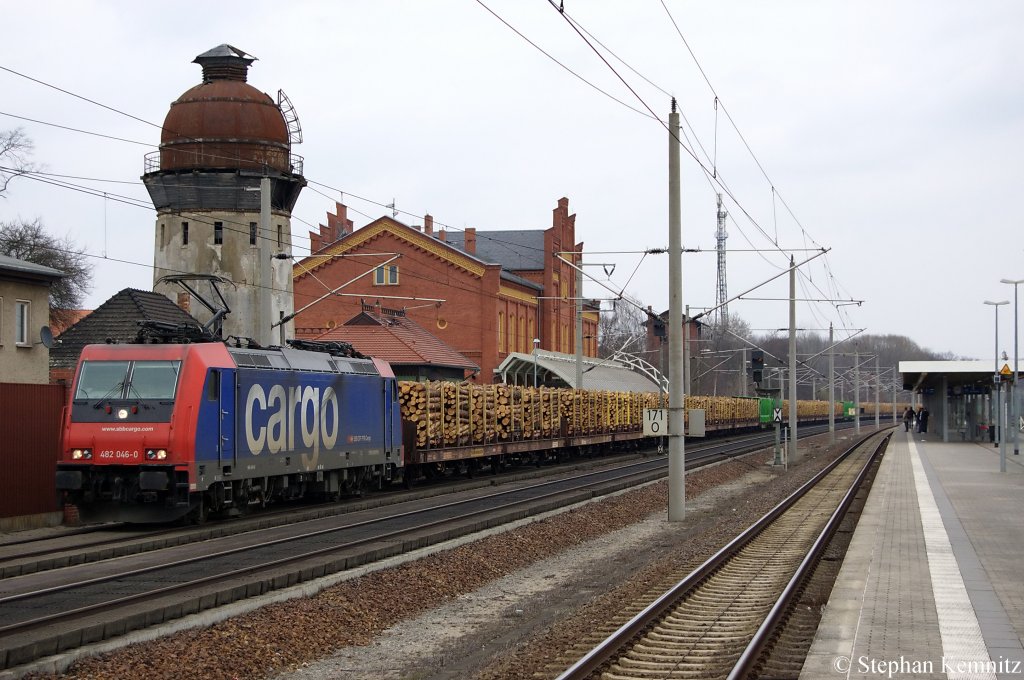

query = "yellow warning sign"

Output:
[[1000, 363, 1013, 376]]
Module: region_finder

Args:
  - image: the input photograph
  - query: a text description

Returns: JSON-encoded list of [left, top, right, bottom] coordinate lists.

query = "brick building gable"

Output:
[[294, 217, 487, 282]]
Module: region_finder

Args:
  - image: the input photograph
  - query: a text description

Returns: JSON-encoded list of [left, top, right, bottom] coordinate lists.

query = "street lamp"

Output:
[[984, 300, 1009, 472], [1000, 279, 1023, 456], [532, 337, 540, 388]]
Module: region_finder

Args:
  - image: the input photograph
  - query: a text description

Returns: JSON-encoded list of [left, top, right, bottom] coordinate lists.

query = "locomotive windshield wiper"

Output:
[[92, 381, 126, 409]]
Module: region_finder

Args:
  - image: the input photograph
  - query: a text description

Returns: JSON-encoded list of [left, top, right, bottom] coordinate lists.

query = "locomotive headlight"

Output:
[[146, 449, 168, 460], [71, 448, 92, 460], [117, 408, 130, 420]]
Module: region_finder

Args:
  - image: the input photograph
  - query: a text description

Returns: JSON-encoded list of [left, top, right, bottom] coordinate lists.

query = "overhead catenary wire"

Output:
[[2, 24, 861, 334], [547, 2, 856, 331], [536, 2, 848, 318], [0, 65, 558, 260], [541, 4, 821, 277], [2, 57, 775, 275]]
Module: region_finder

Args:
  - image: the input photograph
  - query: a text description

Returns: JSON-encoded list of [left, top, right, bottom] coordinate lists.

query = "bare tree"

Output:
[[597, 293, 649, 359], [0, 218, 93, 326], [0, 128, 35, 196], [692, 315, 754, 395]]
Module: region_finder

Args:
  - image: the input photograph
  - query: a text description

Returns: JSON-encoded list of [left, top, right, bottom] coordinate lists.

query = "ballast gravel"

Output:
[[25, 430, 872, 680]]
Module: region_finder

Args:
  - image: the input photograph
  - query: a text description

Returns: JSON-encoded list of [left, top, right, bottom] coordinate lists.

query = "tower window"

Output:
[[214, 221, 223, 245], [249, 222, 257, 246], [160, 223, 165, 248], [276, 224, 283, 247], [182, 221, 189, 246]]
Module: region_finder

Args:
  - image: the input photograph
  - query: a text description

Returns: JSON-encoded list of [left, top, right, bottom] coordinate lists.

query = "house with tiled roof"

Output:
[[293, 197, 599, 382], [49, 288, 202, 387], [316, 303, 478, 381], [0, 254, 64, 384]]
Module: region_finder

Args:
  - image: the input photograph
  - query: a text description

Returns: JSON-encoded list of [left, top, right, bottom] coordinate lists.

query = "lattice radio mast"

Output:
[[715, 193, 729, 327]]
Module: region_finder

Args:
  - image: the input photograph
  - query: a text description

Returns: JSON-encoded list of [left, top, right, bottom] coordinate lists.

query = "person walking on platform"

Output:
[[917, 406, 930, 433], [903, 407, 915, 432]]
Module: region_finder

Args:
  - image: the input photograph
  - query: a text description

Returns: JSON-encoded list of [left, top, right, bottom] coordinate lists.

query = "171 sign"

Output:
[[644, 408, 665, 436]]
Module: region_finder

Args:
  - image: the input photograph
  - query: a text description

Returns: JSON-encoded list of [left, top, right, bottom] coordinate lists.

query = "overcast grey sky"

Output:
[[1, 1, 1021, 361]]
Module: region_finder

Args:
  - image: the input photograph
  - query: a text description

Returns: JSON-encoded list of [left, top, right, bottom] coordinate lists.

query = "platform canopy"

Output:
[[496, 350, 662, 393], [899, 360, 1021, 394]]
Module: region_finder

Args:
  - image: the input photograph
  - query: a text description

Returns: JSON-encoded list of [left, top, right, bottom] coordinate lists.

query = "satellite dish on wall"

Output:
[[38, 326, 54, 349]]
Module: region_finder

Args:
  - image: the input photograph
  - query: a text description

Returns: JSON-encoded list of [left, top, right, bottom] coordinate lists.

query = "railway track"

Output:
[[0, 424, 813, 580], [555, 429, 889, 680], [0, 421, 865, 673], [0, 434, 785, 672]]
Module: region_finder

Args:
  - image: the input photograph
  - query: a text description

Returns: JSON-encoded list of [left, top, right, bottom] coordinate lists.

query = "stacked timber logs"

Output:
[[397, 380, 858, 450], [683, 395, 759, 426], [396, 381, 662, 449]]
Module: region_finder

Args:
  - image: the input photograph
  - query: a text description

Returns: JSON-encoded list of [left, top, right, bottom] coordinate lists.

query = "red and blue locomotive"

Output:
[[56, 342, 402, 523]]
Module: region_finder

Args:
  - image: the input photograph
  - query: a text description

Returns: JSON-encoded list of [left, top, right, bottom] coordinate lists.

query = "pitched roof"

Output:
[[0, 253, 65, 281], [52, 310, 93, 337], [445, 229, 546, 271], [314, 308, 478, 371], [49, 289, 201, 369], [293, 218, 547, 292]]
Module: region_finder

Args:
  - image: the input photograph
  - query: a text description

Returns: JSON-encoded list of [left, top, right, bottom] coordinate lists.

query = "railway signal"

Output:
[[751, 350, 764, 383]]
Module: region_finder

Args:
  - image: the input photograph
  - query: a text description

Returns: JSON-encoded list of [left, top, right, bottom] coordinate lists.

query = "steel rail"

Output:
[[0, 456, 669, 609], [0, 423, 870, 671], [2, 420, 857, 581], [0, 434, 785, 646], [0, 425, 814, 578], [554, 428, 885, 680], [727, 432, 890, 679]]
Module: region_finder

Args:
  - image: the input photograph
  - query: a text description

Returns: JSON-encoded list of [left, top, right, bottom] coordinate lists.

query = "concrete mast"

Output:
[[668, 101, 686, 521]]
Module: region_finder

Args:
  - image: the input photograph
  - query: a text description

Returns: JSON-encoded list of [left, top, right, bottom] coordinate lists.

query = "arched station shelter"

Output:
[[899, 360, 1022, 443]]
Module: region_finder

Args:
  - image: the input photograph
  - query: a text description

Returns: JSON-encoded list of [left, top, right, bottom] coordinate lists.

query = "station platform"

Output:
[[801, 430, 1024, 679]]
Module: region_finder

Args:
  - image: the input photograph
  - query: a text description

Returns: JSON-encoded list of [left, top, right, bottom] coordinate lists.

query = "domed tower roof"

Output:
[[156, 44, 294, 175]]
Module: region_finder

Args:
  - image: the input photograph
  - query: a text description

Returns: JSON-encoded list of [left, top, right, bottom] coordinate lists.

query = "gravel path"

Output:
[[24, 430, 870, 680]]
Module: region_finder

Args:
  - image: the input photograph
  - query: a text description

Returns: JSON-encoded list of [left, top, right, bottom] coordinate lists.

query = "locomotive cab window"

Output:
[[75, 360, 181, 400], [129, 361, 181, 399], [75, 361, 130, 400]]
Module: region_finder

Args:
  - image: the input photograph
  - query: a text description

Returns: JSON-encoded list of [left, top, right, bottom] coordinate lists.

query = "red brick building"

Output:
[[292, 197, 598, 381]]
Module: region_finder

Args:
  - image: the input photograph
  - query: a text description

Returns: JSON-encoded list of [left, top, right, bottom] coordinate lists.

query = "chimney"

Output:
[[424, 214, 434, 235], [464, 228, 477, 255], [193, 44, 256, 83], [438, 229, 447, 242], [176, 291, 191, 314]]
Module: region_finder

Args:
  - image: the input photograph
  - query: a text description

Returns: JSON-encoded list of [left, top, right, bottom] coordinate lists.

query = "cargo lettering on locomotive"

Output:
[[244, 382, 340, 468]]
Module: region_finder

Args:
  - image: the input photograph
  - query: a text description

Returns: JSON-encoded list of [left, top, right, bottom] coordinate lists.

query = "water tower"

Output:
[[143, 44, 305, 345]]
